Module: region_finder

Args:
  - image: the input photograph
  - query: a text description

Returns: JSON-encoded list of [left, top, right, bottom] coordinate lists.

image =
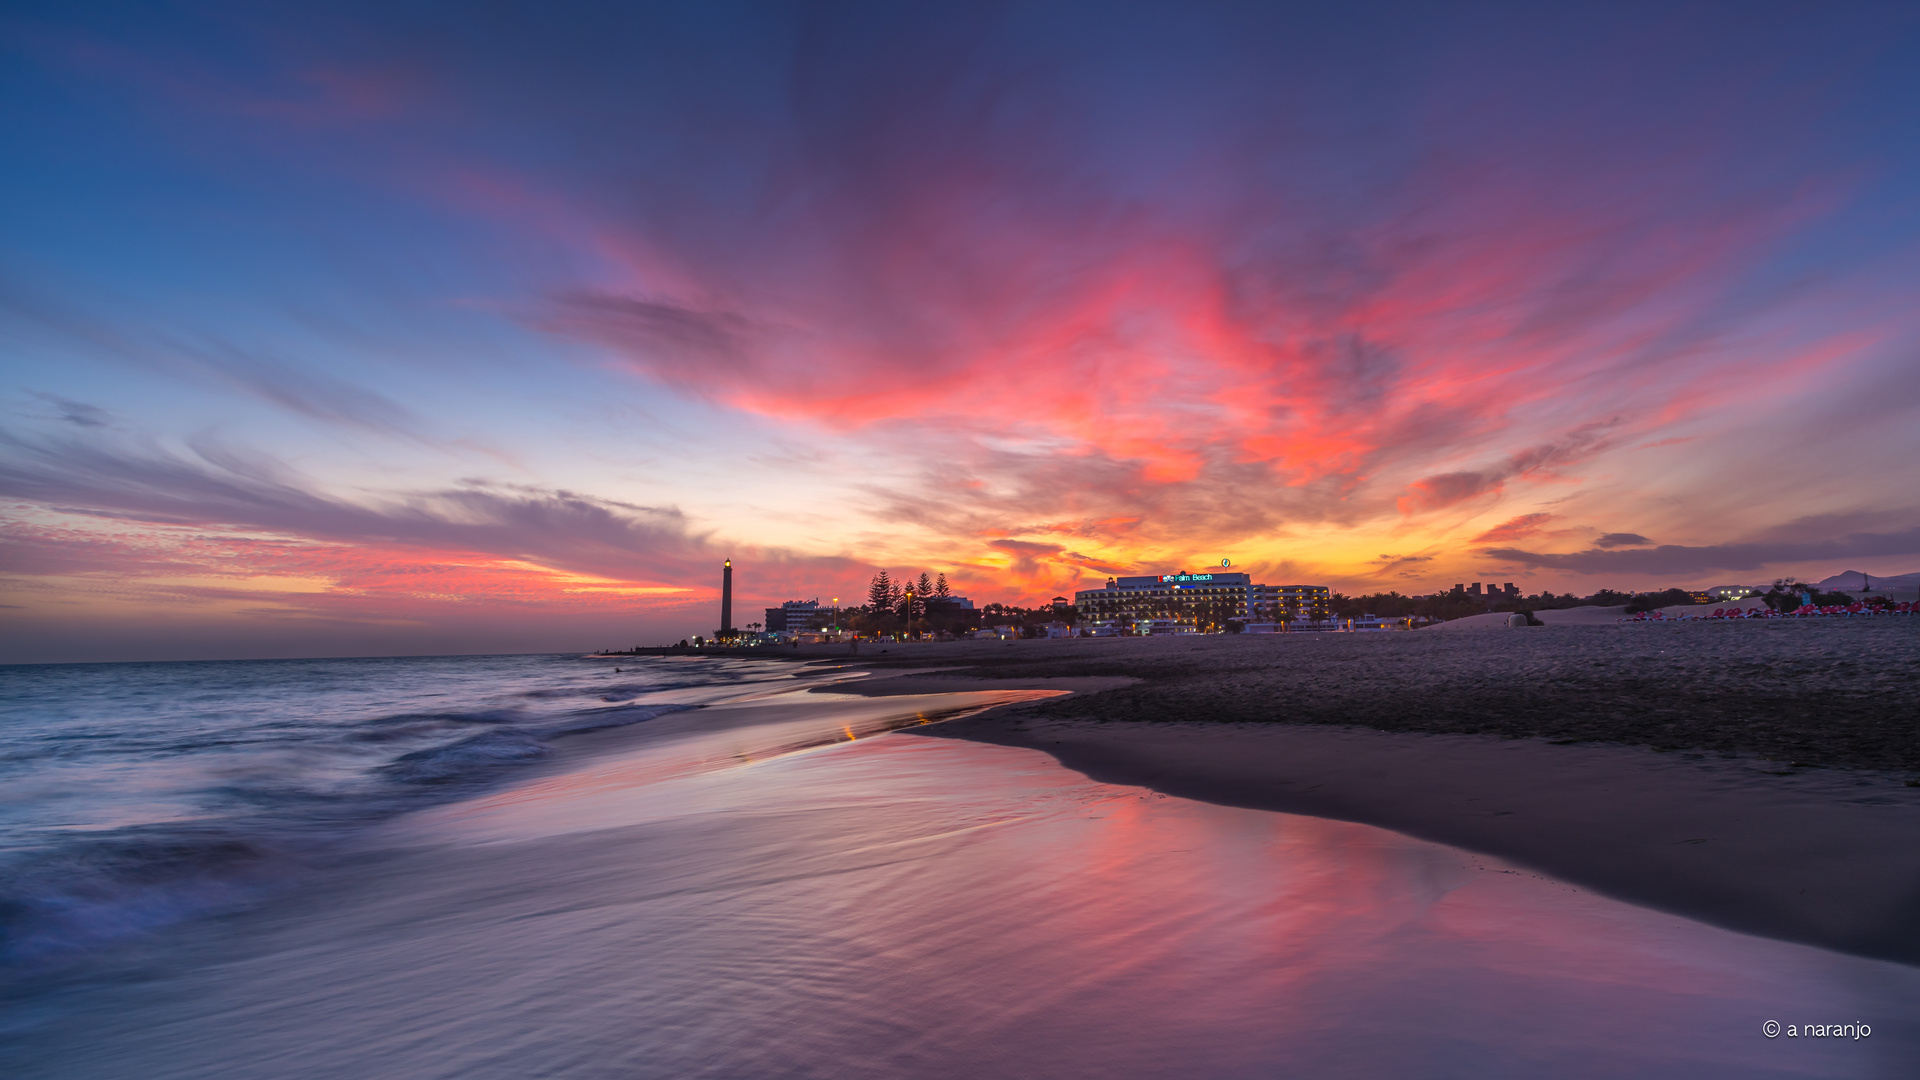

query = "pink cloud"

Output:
[[1472, 513, 1559, 545]]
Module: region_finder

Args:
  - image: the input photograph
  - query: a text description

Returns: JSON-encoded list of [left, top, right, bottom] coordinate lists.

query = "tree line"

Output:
[[847, 570, 979, 636], [837, 573, 1854, 637], [1325, 578, 1864, 621]]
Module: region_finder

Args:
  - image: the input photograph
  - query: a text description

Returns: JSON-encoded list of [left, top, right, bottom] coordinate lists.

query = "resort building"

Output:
[[1074, 573, 1330, 634], [1268, 584, 1331, 614], [763, 599, 834, 634]]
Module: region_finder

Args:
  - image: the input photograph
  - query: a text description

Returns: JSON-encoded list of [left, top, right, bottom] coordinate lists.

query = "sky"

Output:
[[4, 1, 1920, 662]]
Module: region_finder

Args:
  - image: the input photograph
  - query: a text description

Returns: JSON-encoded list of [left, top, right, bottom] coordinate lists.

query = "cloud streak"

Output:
[[1485, 527, 1920, 577], [0, 425, 862, 606], [9, 2, 1920, 656], [1472, 514, 1557, 545]]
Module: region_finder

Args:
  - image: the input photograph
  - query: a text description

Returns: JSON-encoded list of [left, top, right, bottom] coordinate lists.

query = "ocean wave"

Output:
[[348, 710, 523, 743], [380, 728, 550, 784], [0, 826, 288, 965], [541, 702, 692, 736], [0, 656, 746, 971], [521, 676, 771, 701], [2, 707, 697, 968], [369, 703, 692, 782]]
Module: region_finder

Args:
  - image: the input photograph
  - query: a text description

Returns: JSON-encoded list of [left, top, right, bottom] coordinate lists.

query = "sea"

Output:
[[1, 653, 1915, 1078]]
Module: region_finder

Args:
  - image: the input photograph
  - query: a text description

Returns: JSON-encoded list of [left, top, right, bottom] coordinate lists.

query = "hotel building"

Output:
[[1268, 584, 1332, 615], [764, 599, 833, 634], [1074, 573, 1331, 635]]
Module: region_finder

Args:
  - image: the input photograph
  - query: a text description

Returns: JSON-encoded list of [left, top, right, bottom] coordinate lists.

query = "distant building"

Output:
[[764, 599, 833, 634], [1271, 584, 1331, 610], [1707, 585, 1758, 600], [1074, 573, 1328, 634]]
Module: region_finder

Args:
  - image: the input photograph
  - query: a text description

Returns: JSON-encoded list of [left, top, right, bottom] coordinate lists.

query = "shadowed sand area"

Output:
[[800, 622, 1920, 965]]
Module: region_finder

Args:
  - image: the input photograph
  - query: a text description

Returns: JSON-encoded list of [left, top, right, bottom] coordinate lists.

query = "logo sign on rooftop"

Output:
[[1159, 573, 1215, 583]]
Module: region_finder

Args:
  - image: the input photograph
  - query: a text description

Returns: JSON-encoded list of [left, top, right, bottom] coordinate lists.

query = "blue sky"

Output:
[[5, 1, 1920, 660]]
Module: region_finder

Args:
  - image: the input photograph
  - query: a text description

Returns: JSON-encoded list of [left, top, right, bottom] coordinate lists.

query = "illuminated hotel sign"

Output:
[[1160, 574, 1216, 583]]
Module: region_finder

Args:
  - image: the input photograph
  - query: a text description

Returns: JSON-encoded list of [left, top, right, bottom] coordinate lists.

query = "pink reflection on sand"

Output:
[[19, 705, 1909, 1079], [355, 707, 1910, 1078]]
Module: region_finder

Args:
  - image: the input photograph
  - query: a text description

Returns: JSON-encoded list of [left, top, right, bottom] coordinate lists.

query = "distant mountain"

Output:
[[1815, 570, 1920, 591]]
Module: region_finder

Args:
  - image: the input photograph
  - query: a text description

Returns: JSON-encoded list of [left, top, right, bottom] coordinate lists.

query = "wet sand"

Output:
[[920, 716, 1920, 965], [15, 696, 1913, 1079], [807, 623, 1920, 964]]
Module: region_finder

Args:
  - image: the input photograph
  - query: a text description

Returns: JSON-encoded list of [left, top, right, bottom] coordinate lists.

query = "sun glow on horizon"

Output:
[[4, 4, 1920, 660]]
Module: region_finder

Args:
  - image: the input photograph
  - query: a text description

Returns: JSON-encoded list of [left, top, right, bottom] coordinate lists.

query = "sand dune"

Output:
[[1428, 604, 1629, 628]]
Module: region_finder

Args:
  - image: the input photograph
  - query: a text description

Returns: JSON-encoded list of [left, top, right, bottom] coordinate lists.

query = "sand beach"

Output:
[[801, 621, 1920, 964], [9, 644, 1918, 1078]]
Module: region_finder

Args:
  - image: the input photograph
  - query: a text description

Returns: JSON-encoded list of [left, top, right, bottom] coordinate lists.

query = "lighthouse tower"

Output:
[[718, 559, 734, 639]]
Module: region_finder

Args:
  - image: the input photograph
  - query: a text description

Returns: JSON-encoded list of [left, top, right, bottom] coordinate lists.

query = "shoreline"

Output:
[[916, 712, 1920, 966], [793, 630, 1920, 966], [17, 668, 1913, 1080], [584, 634, 1920, 965], [424, 660, 1920, 968]]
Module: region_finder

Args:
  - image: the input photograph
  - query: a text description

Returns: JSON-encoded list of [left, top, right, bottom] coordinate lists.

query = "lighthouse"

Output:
[[719, 559, 734, 639]]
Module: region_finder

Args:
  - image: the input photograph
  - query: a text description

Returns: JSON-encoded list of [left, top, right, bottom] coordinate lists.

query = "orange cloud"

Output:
[[1472, 513, 1559, 544]]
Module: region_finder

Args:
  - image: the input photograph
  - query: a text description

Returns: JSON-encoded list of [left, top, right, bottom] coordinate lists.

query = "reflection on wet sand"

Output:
[[7, 687, 1915, 1080]]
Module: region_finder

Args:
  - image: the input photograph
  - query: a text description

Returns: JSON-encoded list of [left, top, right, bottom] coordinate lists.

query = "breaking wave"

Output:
[[0, 654, 772, 968]]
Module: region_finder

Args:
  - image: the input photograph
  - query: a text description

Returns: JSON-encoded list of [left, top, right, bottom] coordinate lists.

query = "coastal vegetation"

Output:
[[1330, 587, 1635, 622], [1327, 580, 1880, 621]]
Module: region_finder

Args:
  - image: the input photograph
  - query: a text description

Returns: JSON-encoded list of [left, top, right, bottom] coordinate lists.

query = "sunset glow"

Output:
[[5, 2, 1920, 660]]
